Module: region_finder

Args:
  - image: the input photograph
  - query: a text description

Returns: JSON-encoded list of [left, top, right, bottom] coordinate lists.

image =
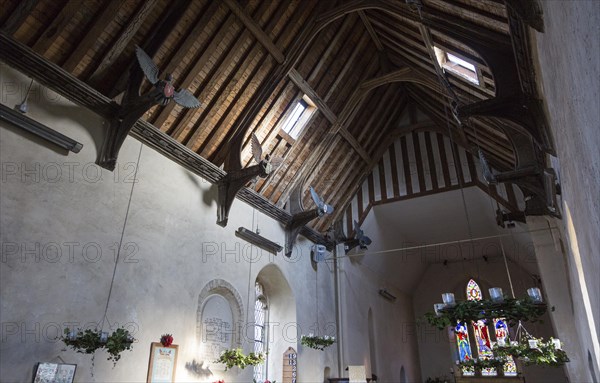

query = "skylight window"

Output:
[[434, 47, 480, 85], [280, 95, 316, 140]]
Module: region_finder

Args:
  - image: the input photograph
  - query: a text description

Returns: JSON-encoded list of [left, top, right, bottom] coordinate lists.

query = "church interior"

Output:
[[0, 0, 598, 382]]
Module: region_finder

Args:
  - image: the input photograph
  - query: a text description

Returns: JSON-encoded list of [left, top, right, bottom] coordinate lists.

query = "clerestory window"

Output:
[[434, 47, 481, 85], [280, 95, 316, 140]]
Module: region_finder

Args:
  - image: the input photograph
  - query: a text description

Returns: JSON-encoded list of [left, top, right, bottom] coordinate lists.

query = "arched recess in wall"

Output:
[[255, 264, 297, 381], [197, 279, 244, 364], [368, 308, 378, 377], [324, 366, 331, 383], [400, 365, 407, 383]]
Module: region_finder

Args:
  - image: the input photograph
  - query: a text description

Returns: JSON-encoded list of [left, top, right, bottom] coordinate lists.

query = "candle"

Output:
[[527, 287, 543, 303], [442, 293, 456, 307], [434, 303, 446, 316], [100, 331, 109, 343], [489, 287, 504, 303], [68, 331, 77, 341], [528, 339, 538, 349], [552, 338, 562, 350]]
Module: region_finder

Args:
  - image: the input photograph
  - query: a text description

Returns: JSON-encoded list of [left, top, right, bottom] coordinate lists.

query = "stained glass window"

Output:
[[453, 279, 519, 378], [465, 279, 496, 376], [466, 279, 482, 301], [494, 318, 518, 376], [456, 321, 475, 376], [253, 282, 268, 382]]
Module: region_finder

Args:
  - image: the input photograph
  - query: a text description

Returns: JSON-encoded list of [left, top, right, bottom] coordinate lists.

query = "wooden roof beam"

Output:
[[257, 29, 372, 197], [31, 0, 79, 56], [222, 0, 284, 63], [326, 92, 407, 228], [87, 0, 159, 83], [61, 0, 124, 73], [1, 0, 38, 35]]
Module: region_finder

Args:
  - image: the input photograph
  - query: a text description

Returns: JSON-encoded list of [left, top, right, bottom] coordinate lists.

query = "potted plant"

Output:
[[61, 327, 135, 366], [300, 334, 336, 350], [214, 348, 265, 370]]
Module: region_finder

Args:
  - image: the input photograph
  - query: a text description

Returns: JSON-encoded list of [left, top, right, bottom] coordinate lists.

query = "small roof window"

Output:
[[434, 46, 480, 85], [280, 95, 316, 140]]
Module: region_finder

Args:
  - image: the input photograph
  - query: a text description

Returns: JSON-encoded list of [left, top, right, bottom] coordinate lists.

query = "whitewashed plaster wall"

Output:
[[0, 65, 351, 382], [413, 251, 563, 383], [533, 1, 600, 382], [337, 208, 422, 383]]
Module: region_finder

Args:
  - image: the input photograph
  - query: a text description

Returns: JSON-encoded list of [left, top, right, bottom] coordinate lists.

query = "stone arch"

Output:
[[197, 279, 244, 349], [255, 264, 297, 382]]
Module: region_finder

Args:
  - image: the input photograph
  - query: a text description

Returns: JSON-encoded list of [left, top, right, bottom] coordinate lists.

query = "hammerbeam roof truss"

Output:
[[1, 0, 546, 233]]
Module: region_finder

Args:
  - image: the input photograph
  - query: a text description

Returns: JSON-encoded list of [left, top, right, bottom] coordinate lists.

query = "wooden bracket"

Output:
[[283, 181, 326, 257], [216, 132, 271, 227], [217, 163, 268, 227], [96, 81, 158, 170], [285, 208, 321, 257]]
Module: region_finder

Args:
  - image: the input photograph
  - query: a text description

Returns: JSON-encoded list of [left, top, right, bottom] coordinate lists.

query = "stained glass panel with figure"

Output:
[[456, 321, 475, 376], [494, 318, 518, 376]]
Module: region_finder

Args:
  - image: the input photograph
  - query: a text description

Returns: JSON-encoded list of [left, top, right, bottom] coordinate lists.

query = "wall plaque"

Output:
[[282, 347, 298, 383], [200, 294, 234, 364], [147, 343, 178, 383]]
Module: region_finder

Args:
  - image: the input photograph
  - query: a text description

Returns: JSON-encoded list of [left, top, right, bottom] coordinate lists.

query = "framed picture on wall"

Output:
[[147, 342, 178, 383], [33, 363, 76, 383]]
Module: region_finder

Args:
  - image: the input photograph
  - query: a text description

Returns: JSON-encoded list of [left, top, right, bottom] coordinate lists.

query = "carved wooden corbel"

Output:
[[284, 184, 333, 257], [217, 132, 280, 227]]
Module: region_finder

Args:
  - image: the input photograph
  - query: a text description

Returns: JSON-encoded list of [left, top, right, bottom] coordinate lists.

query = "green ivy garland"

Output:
[[300, 334, 336, 351], [215, 348, 265, 370], [61, 327, 134, 365], [456, 337, 569, 370], [493, 337, 569, 367], [424, 298, 548, 330], [458, 357, 507, 371]]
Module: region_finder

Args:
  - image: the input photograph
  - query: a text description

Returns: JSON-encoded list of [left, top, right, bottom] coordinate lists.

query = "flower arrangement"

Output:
[[300, 334, 336, 351], [61, 327, 134, 365], [214, 348, 265, 370], [493, 337, 569, 367], [253, 379, 277, 383], [424, 297, 548, 330], [160, 334, 174, 347]]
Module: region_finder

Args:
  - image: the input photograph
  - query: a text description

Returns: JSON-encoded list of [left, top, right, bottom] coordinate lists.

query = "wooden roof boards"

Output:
[[1, 0, 550, 237]]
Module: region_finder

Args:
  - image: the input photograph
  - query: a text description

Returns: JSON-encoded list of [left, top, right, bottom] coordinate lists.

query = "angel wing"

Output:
[[478, 149, 496, 184], [354, 220, 372, 246], [310, 186, 334, 214], [135, 46, 159, 85], [269, 156, 284, 169], [251, 133, 263, 163], [310, 186, 322, 208], [173, 89, 201, 108], [354, 220, 364, 238]]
